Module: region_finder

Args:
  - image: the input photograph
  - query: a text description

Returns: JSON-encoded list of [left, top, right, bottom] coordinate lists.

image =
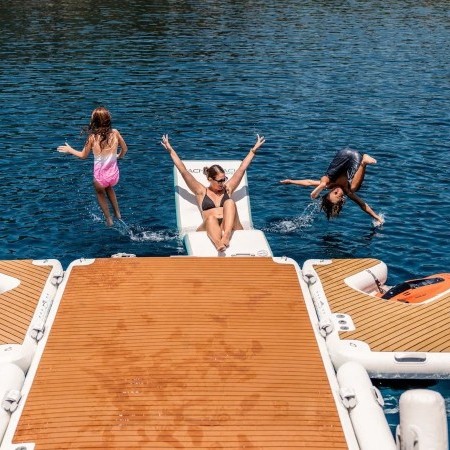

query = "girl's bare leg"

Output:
[[350, 154, 377, 192], [204, 216, 226, 252], [93, 181, 113, 226], [220, 200, 243, 248], [105, 186, 121, 219]]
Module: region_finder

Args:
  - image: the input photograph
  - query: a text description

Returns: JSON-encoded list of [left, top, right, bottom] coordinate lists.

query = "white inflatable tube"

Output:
[[396, 389, 448, 450], [0, 363, 25, 442], [337, 361, 396, 450], [184, 230, 272, 257], [344, 261, 388, 294], [0, 343, 36, 374]]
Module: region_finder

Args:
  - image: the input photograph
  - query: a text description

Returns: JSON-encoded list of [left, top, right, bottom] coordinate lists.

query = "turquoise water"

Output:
[[1, 0, 449, 436]]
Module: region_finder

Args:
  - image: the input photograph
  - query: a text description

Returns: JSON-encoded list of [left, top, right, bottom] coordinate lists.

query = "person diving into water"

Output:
[[280, 147, 384, 226]]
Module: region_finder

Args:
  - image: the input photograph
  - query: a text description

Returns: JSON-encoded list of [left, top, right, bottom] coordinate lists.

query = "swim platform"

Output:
[[6, 256, 349, 449]]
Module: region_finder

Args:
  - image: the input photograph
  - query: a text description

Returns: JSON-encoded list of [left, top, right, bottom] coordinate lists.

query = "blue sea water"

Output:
[[0, 0, 449, 438]]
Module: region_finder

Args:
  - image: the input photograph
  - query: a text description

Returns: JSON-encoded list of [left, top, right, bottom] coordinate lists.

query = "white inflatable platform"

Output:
[[174, 160, 272, 257]]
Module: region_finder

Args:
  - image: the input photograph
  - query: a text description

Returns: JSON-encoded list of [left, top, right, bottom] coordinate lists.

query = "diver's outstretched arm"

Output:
[[280, 179, 320, 187], [347, 191, 384, 225]]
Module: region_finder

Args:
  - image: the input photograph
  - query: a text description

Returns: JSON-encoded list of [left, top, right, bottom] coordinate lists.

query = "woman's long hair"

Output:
[[86, 106, 112, 149]]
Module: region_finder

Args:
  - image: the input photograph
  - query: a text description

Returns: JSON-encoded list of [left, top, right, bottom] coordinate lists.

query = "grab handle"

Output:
[[394, 353, 427, 363]]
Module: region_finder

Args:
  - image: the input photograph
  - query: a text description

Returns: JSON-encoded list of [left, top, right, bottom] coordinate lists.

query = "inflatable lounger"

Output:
[[174, 160, 272, 257]]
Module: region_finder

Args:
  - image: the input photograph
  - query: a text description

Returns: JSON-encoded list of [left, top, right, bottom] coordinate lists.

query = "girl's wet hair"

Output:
[[203, 164, 225, 179], [86, 106, 112, 149], [321, 193, 345, 220]]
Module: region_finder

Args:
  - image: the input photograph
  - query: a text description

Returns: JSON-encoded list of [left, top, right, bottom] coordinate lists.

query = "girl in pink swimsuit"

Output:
[[57, 107, 128, 226]]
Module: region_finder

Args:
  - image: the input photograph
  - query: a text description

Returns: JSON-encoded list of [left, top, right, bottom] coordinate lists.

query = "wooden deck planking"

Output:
[[13, 257, 347, 449], [0, 260, 53, 344], [314, 259, 450, 353]]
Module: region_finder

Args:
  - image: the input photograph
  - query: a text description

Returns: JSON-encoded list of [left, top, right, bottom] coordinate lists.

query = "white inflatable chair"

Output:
[[174, 160, 272, 257]]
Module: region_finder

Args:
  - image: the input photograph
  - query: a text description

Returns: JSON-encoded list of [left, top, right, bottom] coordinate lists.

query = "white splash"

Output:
[[372, 213, 386, 229], [129, 229, 178, 243], [88, 210, 180, 243], [265, 201, 320, 234], [112, 220, 177, 243]]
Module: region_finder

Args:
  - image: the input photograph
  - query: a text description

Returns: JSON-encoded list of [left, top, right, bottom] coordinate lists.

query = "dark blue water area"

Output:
[[0, 0, 449, 436]]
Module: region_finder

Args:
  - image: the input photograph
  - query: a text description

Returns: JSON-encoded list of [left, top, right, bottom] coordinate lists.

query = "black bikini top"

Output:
[[201, 189, 230, 211]]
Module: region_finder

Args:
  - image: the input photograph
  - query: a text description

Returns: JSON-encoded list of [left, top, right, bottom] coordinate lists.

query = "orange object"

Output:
[[379, 273, 450, 303]]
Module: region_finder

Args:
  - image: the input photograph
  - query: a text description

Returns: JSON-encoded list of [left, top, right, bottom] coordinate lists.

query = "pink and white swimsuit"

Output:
[[93, 150, 119, 188]]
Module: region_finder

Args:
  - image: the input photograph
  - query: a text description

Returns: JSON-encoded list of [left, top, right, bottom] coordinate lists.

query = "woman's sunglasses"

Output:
[[214, 177, 228, 183]]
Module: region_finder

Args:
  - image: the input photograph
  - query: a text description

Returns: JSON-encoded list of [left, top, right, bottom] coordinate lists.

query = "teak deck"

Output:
[[0, 260, 53, 345], [314, 258, 450, 353], [13, 257, 347, 449]]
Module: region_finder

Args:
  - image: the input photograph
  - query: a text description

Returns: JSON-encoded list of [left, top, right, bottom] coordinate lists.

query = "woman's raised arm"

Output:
[[161, 134, 204, 195], [226, 134, 265, 193]]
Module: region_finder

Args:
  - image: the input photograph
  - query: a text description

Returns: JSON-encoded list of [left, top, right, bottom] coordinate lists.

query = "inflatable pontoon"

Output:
[[0, 259, 62, 442], [302, 258, 450, 378]]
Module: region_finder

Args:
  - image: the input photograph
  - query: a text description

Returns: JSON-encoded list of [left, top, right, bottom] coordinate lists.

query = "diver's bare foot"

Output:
[[106, 217, 114, 227], [362, 154, 377, 165]]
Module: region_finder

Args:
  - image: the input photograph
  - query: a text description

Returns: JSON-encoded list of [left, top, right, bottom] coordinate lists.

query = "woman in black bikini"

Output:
[[280, 147, 384, 225], [161, 134, 265, 251]]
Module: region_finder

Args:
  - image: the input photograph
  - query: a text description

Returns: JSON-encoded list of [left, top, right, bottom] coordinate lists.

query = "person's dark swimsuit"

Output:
[[325, 148, 362, 184], [201, 190, 230, 211]]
